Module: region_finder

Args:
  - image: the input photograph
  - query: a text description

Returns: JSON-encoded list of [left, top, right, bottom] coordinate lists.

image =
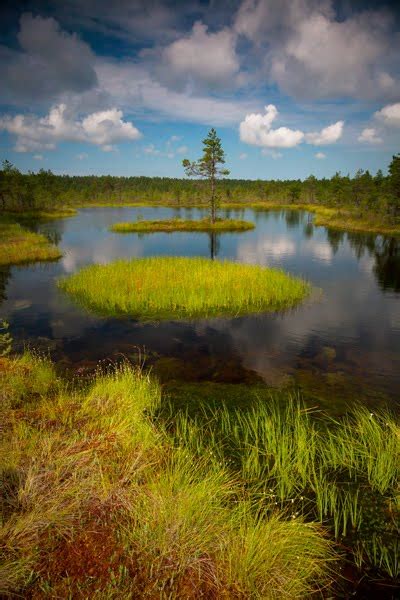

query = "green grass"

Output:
[[58, 256, 311, 320], [0, 220, 62, 266], [0, 353, 335, 598], [110, 217, 255, 233], [169, 394, 400, 581]]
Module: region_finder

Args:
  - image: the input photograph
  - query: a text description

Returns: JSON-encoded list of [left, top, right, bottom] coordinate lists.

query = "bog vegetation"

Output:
[[110, 217, 255, 233], [58, 257, 311, 320], [1, 352, 399, 597], [0, 220, 62, 265]]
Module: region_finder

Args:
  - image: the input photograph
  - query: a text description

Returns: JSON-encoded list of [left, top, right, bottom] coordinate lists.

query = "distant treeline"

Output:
[[1, 154, 399, 219]]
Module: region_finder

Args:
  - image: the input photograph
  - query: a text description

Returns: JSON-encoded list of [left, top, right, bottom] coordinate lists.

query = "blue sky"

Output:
[[0, 0, 399, 179]]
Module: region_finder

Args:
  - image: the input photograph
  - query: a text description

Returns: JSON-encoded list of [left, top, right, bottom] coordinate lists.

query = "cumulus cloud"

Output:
[[239, 104, 304, 148], [0, 104, 141, 152], [234, 0, 399, 101], [358, 127, 383, 144], [239, 104, 343, 149], [305, 121, 344, 145], [0, 13, 97, 104], [33, 154, 43, 160], [375, 102, 400, 127], [162, 21, 239, 87], [315, 152, 326, 159], [239, 152, 247, 160]]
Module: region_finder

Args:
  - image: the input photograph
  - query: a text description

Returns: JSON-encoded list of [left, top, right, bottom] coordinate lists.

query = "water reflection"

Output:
[[0, 206, 399, 406]]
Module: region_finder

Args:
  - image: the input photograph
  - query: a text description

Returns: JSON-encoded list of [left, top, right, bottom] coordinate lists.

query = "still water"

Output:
[[1, 206, 399, 408]]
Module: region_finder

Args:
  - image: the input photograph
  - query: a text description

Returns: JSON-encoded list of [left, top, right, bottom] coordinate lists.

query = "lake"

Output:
[[1, 206, 399, 410]]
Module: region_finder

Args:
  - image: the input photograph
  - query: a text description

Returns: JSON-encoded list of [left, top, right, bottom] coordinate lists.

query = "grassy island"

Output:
[[58, 256, 311, 320], [110, 217, 255, 233], [0, 221, 62, 266]]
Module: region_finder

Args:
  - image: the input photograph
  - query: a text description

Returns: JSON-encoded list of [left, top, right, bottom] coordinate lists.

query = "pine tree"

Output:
[[182, 129, 230, 223]]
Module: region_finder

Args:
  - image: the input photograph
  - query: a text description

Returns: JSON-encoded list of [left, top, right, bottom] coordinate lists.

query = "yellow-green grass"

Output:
[[0, 221, 62, 266], [110, 217, 255, 233], [171, 394, 400, 580], [4, 207, 77, 220], [310, 206, 400, 236], [58, 256, 311, 320], [0, 353, 335, 598]]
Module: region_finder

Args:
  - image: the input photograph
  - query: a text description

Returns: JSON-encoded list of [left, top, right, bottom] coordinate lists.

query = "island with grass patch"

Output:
[[0, 221, 62, 266], [110, 217, 255, 233], [58, 256, 311, 320]]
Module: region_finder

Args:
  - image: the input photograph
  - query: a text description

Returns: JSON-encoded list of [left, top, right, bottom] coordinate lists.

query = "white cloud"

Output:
[[239, 104, 304, 148], [240, 104, 343, 150], [144, 144, 160, 155], [0, 104, 141, 152], [33, 154, 43, 160], [305, 121, 344, 145], [76, 152, 88, 160], [239, 152, 248, 160], [95, 60, 255, 126], [375, 102, 400, 127], [235, 0, 399, 101], [176, 145, 188, 154], [262, 148, 283, 159], [358, 127, 383, 144], [162, 21, 239, 87], [315, 152, 326, 159]]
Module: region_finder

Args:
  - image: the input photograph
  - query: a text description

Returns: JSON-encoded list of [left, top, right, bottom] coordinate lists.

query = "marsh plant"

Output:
[[0, 319, 12, 356], [170, 398, 400, 581], [0, 353, 335, 598]]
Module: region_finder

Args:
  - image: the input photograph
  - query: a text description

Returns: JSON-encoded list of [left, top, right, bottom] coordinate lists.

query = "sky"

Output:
[[0, 0, 399, 179]]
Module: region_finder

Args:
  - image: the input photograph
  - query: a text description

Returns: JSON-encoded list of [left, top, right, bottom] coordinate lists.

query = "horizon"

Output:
[[0, 0, 399, 179]]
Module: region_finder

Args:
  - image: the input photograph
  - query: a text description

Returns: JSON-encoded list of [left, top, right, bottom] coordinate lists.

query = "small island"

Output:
[[58, 256, 311, 320], [110, 217, 255, 233], [0, 221, 62, 266]]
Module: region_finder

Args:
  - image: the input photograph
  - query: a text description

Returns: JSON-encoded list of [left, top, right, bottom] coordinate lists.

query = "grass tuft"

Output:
[[0, 353, 335, 598]]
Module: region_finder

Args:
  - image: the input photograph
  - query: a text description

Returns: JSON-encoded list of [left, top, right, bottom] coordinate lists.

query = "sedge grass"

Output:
[[171, 395, 400, 579], [110, 217, 255, 233], [0, 353, 335, 598], [0, 221, 62, 266], [58, 256, 311, 320]]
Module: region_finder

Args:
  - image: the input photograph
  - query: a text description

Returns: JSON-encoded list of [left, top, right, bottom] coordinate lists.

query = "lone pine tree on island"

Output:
[[182, 128, 230, 224]]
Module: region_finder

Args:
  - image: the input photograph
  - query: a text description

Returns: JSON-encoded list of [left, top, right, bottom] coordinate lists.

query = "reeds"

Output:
[[58, 256, 311, 320]]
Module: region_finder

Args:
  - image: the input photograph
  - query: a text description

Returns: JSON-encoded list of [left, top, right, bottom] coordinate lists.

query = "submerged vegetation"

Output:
[[110, 217, 255, 233], [0, 352, 335, 598], [0, 220, 61, 266], [58, 256, 311, 320]]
